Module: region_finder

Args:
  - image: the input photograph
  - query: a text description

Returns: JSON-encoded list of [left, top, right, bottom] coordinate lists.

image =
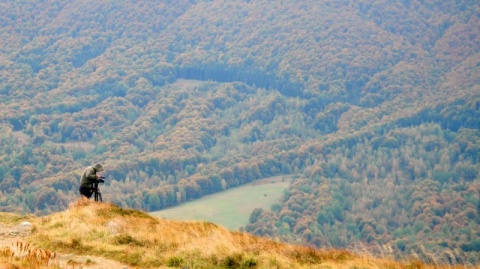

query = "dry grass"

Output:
[[0, 242, 58, 269], [0, 212, 31, 225], [4, 199, 477, 269]]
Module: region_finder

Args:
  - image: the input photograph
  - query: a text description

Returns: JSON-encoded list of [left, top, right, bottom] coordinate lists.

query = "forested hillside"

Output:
[[0, 0, 479, 265]]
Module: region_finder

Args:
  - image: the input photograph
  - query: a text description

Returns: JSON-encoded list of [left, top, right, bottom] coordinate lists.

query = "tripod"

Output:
[[93, 181, 103, 202]]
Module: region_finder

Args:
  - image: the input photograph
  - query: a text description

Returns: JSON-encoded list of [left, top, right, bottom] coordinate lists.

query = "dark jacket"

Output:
[[80, 166, 100, 189]]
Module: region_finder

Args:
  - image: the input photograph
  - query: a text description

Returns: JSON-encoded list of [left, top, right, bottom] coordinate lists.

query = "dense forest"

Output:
[[0, 0, 479, 265]]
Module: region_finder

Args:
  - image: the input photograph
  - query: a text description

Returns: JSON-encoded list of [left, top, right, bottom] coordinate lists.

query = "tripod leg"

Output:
[[99, 192, 103, 202]]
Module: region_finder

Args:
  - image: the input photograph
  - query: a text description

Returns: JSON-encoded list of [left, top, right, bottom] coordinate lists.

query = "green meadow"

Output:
[[150, 176, 291, 230]]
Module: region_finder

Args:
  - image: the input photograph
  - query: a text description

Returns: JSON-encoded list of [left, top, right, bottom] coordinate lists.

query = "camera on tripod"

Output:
[[94, 176, 105, 201]]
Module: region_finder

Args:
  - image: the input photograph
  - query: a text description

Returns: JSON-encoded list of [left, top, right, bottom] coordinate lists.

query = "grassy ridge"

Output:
[[150, 176, 290, 230], [3, 202, 478, 268]]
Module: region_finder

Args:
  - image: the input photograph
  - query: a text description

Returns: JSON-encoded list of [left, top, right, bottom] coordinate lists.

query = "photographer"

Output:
[[79, 163, 105, 199]]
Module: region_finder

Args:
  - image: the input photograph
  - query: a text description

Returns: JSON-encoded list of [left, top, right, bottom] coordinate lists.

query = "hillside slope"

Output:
[[0, 201, 477, 269], [0, 0, 479, 265]]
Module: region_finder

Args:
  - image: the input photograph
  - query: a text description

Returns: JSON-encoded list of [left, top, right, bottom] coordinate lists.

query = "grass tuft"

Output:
[[97, 203, 154, 219], [112, 233, 148, 247], [121, 248, 143, 266], [167, 255, 184, 267], [241, 257, 258, 268], [0, 241, 58, 269], [407, 259, 426, 269], [222, 253, 242, 268], [70, 236, 82, 249]]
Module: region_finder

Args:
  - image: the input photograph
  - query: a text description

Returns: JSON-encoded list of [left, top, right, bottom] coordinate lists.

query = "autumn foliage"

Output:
[[0, 0, 479, 265]]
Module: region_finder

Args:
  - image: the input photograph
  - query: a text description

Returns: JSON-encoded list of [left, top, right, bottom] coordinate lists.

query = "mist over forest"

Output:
[[0, 0, 479, 264]]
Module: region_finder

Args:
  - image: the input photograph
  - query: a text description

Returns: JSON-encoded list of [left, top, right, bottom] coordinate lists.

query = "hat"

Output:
[[93, 163, 104, 172]]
